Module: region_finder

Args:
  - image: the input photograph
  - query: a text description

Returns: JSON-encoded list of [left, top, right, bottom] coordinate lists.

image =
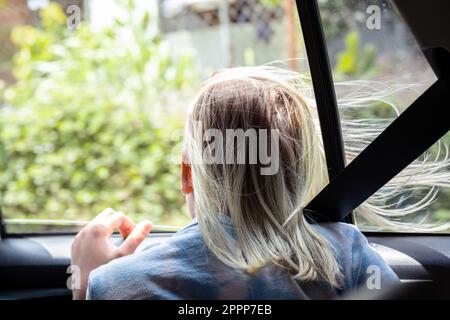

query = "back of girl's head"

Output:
[[184, 66, 342, 286]]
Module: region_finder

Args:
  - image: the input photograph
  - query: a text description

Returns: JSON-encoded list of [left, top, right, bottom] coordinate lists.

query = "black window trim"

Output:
[[295, 0, 353, 223]]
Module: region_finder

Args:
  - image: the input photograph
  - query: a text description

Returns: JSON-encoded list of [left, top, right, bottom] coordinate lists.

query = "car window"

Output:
[[318, 0, 449, 232], [0, 0, 315, 233]]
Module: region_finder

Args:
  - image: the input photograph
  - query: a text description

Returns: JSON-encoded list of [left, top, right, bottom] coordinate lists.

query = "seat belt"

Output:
[[305, 49, 450, 223]]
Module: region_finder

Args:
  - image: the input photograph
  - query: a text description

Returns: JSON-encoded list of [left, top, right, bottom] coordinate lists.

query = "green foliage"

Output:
[[0, 1, 196, 226], [260, 0, 281, 8], [335, 30, 376, 78], [316, 0, 362, 39]]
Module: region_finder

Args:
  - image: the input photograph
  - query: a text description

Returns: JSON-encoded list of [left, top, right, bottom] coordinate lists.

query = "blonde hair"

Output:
[[184, 66, 449, 287], [185, 66, 341, 286]]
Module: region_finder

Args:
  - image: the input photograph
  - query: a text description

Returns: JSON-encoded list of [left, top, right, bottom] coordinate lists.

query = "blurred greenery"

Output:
[[335, 30, 377, 79], [0, 1, 196, 226], [332, 29, 398, 120]]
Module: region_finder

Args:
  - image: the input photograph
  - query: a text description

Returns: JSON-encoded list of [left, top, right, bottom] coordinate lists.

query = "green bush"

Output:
[[0, 1, 197, 226], [335, 30, 377, 79]]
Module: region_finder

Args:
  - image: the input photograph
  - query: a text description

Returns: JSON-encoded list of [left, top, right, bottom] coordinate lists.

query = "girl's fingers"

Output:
[[101, 211, 135, 237], [111, 211, 135, 238], [116, 220, 152, 256], [92, 208, 115, 222]]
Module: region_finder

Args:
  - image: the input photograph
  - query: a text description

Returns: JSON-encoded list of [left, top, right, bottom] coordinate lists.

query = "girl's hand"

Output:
[[70, 208, 152, 300]]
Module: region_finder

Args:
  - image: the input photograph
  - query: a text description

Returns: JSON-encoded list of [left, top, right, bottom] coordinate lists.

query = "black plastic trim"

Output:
[[294, 0, 351, 223]]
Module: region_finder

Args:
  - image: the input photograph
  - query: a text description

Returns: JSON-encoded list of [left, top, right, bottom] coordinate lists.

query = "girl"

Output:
[[71, 66, 448, 299]]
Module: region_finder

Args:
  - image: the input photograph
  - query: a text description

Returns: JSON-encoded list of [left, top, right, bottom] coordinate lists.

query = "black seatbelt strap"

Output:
[[305, 53, 450, 222]]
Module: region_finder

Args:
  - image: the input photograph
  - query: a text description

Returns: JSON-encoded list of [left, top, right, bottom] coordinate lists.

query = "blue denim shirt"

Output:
[[87, 219, 399, 299]]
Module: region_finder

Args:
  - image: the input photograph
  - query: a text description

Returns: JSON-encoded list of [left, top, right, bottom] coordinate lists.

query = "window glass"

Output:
[[318, 0, 449, 232], [0, 0, 310, 233]]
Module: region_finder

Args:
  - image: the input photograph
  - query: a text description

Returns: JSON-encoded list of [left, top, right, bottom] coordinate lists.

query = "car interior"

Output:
[[0, 0, 449, 300]]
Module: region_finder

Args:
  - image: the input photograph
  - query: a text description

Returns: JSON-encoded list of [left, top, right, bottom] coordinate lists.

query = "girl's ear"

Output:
[[181, 152, 193, 195]]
